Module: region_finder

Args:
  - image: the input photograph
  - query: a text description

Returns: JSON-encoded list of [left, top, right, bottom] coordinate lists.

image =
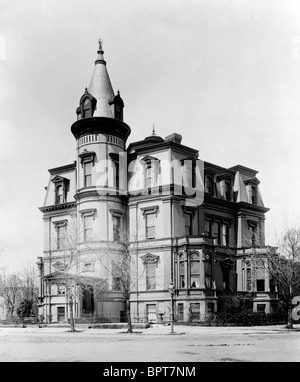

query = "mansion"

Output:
[[37, 42, 278, 324]]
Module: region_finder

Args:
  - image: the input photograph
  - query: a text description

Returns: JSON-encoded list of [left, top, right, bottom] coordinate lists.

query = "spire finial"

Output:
[[152, 124, 156, 136], [98, 38, 103, 52]]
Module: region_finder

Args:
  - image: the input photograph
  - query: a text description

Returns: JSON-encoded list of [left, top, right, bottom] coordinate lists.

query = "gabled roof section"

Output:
[[51, 175, 70, 184]]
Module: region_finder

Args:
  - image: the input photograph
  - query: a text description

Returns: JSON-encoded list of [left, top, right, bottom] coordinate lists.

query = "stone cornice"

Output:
[[75, 188, 128, 201], [39, 201, 77, 213], [128, 140, 198, 157], [71, 117, 131, 141], [204, 195, 269, 214], [49, 162, 76, 175]]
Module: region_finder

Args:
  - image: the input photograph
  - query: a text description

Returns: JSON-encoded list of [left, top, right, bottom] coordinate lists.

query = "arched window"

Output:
[[190, 253, 200, 288], [204, 253, 212, 289], [246, 261, 252, 292], [179, 253, 185, 288]]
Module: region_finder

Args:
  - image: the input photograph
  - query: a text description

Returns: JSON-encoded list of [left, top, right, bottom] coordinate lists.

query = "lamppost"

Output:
[[168, 282, 175, 334]]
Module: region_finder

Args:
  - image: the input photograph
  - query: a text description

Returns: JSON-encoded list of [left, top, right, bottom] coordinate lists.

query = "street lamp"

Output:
[[168, 282, 175, 334]]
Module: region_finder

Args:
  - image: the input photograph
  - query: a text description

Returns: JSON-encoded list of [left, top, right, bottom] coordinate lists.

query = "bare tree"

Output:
[[0, 272, 22, 320], [89, 222, 159, 333], [49, 219, 105, 332], [251, 227, 300, 328], [16, 263, 39, 322]]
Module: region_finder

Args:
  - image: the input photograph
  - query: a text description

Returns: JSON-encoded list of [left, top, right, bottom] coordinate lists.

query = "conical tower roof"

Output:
[[88, 39, 115, 118]]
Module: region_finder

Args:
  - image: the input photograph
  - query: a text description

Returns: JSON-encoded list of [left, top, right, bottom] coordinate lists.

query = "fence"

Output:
[[72, 312, 128, 324]]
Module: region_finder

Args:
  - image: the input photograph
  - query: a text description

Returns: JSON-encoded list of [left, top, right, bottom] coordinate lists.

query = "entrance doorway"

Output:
[[146, 304, 157, 323], [57, 307, 65, 322]]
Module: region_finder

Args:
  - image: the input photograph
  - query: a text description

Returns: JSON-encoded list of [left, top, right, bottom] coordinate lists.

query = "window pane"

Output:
[[146, 263, 156, 290], [113, 216, 121, 241], [147, 213, 155, 226], [206, 177, 213, 194], [146, 214, 156, 239], [147, 226, 155, 239], [190, 276, 200, 288], [222, 224, 229, 246], [56, 185, 63, 204], [205, 255, 212, 289], [205, 220, 211, 236], [179, 259, 185, 288], [256, 279, 265, 292], [257, 304, 266, 313], [84, 216, 93, 241], [190, 254, 200, 288], [84, 162, 92, 174], [177, 303, 184, 321], [190, 260, 200, 274], [190, 303, 200, 321], [205, 275, 212, 288], [246, 268, 252, 291], [84, 162, 92, 187]]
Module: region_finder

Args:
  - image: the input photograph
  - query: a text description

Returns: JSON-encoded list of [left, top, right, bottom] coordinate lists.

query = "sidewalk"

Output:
[[1, 322, 299, 335]]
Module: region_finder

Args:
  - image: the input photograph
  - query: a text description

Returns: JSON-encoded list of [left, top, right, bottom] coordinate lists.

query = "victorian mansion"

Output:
[[37, 42, 278, 324]]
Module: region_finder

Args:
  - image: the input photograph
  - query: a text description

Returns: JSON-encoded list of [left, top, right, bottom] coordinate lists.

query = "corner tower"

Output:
[[71, 40, 131, 212], [71, 41, 131, 283]]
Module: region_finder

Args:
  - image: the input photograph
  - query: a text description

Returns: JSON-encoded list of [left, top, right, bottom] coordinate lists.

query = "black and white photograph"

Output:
[[0, 0, 300, 368]]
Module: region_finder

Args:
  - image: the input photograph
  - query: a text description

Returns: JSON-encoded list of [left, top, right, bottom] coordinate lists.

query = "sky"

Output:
[[1, 0, 300, 271]]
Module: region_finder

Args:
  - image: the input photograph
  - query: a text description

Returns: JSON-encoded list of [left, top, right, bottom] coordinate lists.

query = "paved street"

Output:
[[0, 324, 300, 362]]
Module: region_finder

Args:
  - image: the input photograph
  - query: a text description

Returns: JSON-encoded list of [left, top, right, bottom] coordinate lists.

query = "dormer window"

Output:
[[224, 181, 231, 201], [244, 177, 260, 205], [51, 176, 69, 205], [251, 186, 257, 204], [109, 91, 124, 121], [76, 89, 97, 120], [216, 174, 233, 201], [56, 185, 63, 204], [205, 176, 214, 195]]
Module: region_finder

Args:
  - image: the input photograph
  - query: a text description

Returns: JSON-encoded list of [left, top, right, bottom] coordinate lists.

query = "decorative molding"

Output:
[[109, 209, 125, 218], [53, 220, 68, 230], [141, 252, 160, 265], [51, 175, 70, 184], [247, 219, 258, 228], [79, 149, 96, 167], [244, 177, 260, 186], [39, 201, 76, 213], [79, 208, 97, 218], [109, 152, 120, 163], [141, 205, 159, 216], [182, 205, 197, 217]]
